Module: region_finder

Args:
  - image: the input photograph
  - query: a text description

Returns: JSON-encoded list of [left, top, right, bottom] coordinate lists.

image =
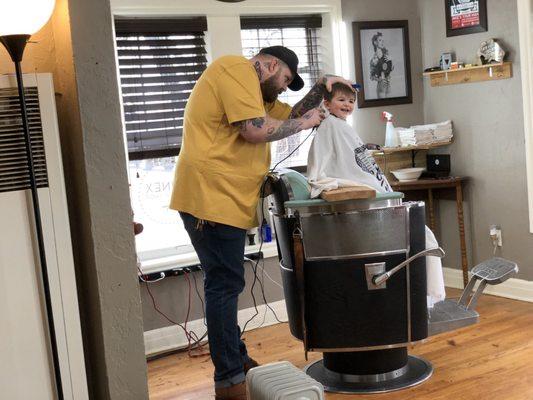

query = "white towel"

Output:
[[425, 226, 446, 308]]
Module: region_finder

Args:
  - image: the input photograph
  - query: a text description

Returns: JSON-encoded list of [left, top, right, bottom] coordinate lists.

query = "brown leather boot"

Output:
[[214, 382, 247, 400], [243, 358, 259, 375]]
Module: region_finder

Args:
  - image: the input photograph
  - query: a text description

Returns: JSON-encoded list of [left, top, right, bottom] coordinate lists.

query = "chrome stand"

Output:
[[304, 354, 433, 394]]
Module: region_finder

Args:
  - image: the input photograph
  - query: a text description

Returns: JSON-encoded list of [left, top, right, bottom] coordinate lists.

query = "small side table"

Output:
[[391, 177, 469, 287]]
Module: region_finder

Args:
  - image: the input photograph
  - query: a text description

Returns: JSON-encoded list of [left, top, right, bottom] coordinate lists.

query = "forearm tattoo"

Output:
[[265, 119, 303, 142], [235, 117, 303, 142], [290, 75, 329, 118]]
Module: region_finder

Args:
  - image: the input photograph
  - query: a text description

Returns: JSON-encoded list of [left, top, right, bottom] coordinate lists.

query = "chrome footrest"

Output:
[[428, 299, 479, 336], [471, 257, 518, 284]]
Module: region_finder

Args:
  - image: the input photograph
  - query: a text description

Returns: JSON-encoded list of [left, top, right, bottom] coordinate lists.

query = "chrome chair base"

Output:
[[304, 355, 433, 394]]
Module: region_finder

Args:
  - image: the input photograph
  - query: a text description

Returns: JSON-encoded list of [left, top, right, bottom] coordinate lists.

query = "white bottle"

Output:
[[382, 111, 400, 148]]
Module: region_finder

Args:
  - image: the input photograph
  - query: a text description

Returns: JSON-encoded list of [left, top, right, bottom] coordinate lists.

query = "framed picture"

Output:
[[445, 0, 487, 37], [353, 20, 412, 109]]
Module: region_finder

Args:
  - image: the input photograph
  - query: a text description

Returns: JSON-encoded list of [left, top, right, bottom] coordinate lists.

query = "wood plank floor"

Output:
[[147, 290, 533, 400]]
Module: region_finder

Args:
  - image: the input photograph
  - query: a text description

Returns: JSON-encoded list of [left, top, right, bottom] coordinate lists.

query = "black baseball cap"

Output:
[[259, 46, 305, 91]]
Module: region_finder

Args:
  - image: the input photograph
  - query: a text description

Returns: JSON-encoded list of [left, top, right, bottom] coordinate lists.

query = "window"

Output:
[[241, 15, 323, 169], [115, 17, 207, 257]]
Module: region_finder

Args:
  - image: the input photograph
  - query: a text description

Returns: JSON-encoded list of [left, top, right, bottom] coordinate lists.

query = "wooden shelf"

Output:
[[423, 62, 512, 87], [370, 140, 452, 156]]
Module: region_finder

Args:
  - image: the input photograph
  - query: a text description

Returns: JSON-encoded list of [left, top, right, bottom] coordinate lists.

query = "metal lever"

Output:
[[372, 247, 445, 286]]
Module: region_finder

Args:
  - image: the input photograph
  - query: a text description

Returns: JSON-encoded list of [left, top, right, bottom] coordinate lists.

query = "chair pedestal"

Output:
[[305, 350, 433, 394]]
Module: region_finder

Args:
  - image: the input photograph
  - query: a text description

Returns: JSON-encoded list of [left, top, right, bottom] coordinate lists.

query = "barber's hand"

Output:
[[301, 108, 325, 129], [319, 74, 355, 93]]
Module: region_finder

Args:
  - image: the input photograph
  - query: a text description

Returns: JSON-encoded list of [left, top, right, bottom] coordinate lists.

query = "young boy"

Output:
[[307, 82, 445, 307], [307, 82, 391, 197]]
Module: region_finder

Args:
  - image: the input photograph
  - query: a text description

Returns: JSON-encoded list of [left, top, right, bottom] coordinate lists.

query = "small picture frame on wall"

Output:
[[445, 0, 488, 37], [352, 20, 412, 108]]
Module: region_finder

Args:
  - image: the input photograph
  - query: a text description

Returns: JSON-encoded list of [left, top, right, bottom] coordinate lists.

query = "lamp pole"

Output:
[[0, 34, 64, 400]]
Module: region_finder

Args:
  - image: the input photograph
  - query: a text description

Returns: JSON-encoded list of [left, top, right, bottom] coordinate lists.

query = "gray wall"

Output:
[[342, 0, 425, 145], [52, 0, 148, 398], [419, 0, 533, 279], [142, 256, 284, 331]]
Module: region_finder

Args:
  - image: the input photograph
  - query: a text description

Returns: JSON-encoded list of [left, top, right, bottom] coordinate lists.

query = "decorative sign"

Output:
[[445, 0, 487, 37]]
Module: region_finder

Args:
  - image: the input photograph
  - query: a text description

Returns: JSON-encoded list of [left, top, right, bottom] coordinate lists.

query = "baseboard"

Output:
[[443, 267, 533, 303], [144, 299, 288, 357]]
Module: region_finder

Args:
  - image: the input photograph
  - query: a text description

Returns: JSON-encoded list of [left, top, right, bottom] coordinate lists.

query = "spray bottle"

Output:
[[382, 111, 399, 148]]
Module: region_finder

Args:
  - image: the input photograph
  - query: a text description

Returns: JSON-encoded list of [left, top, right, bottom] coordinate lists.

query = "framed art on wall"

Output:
[[352, 20, 412, 108], [445, 0, 488, 37]]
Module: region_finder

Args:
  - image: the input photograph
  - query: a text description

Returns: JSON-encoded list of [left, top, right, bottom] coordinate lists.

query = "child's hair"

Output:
[[324, 82, 356, 102]]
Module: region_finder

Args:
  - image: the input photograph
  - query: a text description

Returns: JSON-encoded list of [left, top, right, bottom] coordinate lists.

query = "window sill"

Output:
[[139, 241, 279, 275]]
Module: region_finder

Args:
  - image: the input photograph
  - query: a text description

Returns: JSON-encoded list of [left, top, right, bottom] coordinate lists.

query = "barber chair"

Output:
[[266, 169, 518, 394]]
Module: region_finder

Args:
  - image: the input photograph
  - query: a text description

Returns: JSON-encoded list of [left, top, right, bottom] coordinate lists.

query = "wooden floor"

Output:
[[148, 290, 533, 400]]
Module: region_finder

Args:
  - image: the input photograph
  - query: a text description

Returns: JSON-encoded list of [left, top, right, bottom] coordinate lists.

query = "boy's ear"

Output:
[[323, 99, 331, 109]]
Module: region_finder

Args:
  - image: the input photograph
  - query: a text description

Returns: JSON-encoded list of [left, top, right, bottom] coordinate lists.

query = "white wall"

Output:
[[517, 0, 533, 233]]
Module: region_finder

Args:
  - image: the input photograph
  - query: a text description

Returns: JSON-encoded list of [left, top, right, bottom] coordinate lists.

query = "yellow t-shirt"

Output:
[[169, 55, 292, 229]]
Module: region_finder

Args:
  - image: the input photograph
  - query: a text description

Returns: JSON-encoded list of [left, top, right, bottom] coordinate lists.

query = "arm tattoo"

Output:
[[265, 119, 303, 142], [290, 77, 328, 118], [235, 118, 265, 133], [251, 117, 265, 129]]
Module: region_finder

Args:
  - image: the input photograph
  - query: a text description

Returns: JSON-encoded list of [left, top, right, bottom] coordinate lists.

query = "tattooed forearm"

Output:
[[265, 119, 303, 142], [234, 113, 312, 143], [290, 76, 328, 118]]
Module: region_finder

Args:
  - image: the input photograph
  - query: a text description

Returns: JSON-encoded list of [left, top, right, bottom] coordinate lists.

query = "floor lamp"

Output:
[[0, 1, 63, 399]]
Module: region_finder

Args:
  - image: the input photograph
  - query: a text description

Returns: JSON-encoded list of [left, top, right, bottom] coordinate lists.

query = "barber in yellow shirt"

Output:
[[169, 46, 352, 400]]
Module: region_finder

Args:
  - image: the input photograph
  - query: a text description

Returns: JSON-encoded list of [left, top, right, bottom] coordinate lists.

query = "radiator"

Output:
[[0, 73, 88, 399], [246, 361, 324, 400]]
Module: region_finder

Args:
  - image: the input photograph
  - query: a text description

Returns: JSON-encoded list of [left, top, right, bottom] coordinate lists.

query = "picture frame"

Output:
[[352, 20, 412, 109], [445, 0, 487, 37]]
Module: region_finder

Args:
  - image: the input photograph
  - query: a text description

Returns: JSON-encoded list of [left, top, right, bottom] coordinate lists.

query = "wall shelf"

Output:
[[371, 141, 452, 155], [423, 62, 512, 87], [371, 141, 452, 171]]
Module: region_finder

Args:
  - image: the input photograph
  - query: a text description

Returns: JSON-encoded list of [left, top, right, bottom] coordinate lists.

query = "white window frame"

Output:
[[111, 0, 348, 267], [517, 0, 533, 233]]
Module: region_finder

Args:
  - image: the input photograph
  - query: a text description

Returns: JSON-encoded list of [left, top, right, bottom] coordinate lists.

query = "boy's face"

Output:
[[324, 91, 356, 120]]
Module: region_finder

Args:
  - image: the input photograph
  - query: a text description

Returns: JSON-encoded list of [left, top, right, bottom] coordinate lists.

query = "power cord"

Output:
[[137, 265, 208, 357], [241, 127, 316, 336]]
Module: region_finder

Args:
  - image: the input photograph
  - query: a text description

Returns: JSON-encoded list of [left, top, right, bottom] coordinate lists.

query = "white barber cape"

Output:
[[307, 114, 446, 308], [307, 115, 392, 197]]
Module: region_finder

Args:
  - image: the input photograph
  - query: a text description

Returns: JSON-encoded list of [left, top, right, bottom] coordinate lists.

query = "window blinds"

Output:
[[115, 18, 208, 160], [241, 15, 323, 168]]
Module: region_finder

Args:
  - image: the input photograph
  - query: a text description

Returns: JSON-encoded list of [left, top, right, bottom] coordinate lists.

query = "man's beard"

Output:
[[261, 75, 281, 103]]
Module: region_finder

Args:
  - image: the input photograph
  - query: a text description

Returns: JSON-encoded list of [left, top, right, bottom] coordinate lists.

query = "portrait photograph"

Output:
[[353, 20, 412, 108]]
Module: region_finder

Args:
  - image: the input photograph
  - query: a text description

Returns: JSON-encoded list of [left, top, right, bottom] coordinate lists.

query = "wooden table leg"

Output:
[[428, 188, 436, 232], [456, 182, 468, 287]]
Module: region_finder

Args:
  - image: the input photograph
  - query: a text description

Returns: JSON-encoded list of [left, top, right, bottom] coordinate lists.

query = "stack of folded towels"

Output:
[[395, 127, 416, 146], [396, 120, 453, 147]]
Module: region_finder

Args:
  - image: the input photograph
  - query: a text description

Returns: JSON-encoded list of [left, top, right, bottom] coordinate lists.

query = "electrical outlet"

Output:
[[490, 225, 502, 247]]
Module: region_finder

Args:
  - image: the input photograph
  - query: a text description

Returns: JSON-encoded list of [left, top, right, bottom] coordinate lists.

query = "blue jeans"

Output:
[[180, 212, 252, 388]]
